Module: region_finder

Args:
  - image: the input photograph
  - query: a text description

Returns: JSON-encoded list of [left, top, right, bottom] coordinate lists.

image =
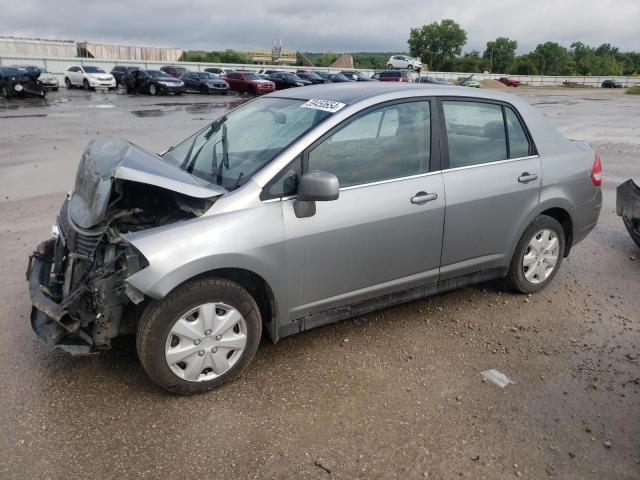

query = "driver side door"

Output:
[[281, 99, 445, 320]]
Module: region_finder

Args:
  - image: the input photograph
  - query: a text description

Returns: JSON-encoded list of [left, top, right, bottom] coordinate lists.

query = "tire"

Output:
[[0, 85, 8, 98], [407, 64, 413, 70], [65, 77, 73, 89], [250, 86, 257, 95], [149, 83, 157, 95], [136, 277, 262, 395], [53, 87, 59, 92], [506, 214, 565, 294], [387, 64, 393, 69], [83, 79, 91, 90], [623, 217, 640, 249]]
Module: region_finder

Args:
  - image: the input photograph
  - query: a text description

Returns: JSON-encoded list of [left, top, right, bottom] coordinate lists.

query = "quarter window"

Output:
[[308, 101, 431, 188], [505, 107, 531, 158], [443, 101, 507, 168]]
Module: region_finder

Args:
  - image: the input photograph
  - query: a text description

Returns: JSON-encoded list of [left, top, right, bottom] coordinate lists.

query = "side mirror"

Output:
[[297, 170, 339, 201], [294, 170, 339, 218]]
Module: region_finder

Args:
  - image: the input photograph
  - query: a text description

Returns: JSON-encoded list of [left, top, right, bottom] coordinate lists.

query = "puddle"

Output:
[[131, 99, 247, 118], [0, 113, 47, 119]]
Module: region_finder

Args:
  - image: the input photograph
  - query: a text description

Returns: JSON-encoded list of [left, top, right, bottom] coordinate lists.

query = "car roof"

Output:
[[265, 82, 523, 106]]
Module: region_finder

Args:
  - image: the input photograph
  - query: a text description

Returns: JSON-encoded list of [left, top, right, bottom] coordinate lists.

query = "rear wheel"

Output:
[[407, 64, 414, 70], [149, 83, 157, 95], [136, 278, 262, 395], [0, 85, 9, 98], [506, 215, 565, 293], [65, 77, 73, 89], [387, 64, 393, 69]]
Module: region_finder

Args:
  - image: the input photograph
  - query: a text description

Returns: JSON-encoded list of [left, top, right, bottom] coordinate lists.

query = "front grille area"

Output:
[[57, 198, 104, 259], [69, 231, 102, 258]]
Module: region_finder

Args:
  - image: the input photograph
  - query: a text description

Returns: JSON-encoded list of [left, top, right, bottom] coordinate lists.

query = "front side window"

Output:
[[162, 98, 334, 190], [443, 101, 507, 168], [307, 101, 431, 188]]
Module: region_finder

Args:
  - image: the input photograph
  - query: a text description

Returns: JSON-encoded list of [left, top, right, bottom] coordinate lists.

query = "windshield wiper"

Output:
[[182, 116, 227, 173], [222, 123, 229, 169]]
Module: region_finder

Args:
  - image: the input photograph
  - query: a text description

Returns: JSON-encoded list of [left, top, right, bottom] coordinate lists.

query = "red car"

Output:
[[224, 71, 275, 95], [378, 70, 414, 83], [498, 77, 521, 87]]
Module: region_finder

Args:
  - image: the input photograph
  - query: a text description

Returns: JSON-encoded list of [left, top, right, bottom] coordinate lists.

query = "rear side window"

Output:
[[505, 107, 531, 158], [308, 101, 431, 188], [443, 101, 507, 168]]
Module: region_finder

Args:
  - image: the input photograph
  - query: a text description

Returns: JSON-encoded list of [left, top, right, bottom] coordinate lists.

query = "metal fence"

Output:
[[1, 54, 638, 87]]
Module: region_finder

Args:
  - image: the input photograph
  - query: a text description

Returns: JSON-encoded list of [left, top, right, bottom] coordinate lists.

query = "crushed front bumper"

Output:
[[27, 239, 94, 355]]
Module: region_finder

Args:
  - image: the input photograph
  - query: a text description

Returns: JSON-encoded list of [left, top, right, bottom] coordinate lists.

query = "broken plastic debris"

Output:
[[481, 369, 514, 388]]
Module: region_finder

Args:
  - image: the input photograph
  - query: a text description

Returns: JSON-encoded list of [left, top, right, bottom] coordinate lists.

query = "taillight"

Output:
[[591, 152, 602, 186]]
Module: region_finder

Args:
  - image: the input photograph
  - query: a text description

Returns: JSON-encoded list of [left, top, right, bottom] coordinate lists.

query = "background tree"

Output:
[[483, 37, 518, 73], [510, 54, 538, 74], [531, 42, 574, 75], [453, 50, 486, 72], [408, 19, 467, 71]]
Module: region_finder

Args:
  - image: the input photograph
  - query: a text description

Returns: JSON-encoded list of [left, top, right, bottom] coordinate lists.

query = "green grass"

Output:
[[625, 85, 640, 94]]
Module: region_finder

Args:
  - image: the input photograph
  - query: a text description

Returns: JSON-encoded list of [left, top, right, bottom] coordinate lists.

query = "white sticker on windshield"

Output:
[[300, 99, 346, 113]]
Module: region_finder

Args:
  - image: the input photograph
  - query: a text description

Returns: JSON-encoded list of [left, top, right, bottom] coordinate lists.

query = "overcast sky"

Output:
[[2, 0, 639, 53]]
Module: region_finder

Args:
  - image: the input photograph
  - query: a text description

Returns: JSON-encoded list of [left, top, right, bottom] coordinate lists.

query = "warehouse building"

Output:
[[0, 36, 77, 57], [0, 36, 182, 62]]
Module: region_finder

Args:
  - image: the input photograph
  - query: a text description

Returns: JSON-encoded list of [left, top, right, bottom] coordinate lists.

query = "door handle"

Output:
[[411, 191, 438, 204], [518, 172, 538, 183]]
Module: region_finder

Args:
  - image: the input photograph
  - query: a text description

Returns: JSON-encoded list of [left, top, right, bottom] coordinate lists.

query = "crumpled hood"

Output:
[[69, 138, 226, 229]]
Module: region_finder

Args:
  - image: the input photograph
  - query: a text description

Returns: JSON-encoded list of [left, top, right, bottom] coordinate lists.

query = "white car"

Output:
[[65, 65, 116, 90], [387, 55, 422, 71]]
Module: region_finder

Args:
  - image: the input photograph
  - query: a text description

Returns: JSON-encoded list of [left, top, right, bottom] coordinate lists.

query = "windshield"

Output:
[[163, 97, 335, 190], [147, 70, 172, 79], [83, 66, 106, 73]]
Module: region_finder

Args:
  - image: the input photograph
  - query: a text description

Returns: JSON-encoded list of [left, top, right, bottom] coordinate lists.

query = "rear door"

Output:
[[438, 98, 541, 279]]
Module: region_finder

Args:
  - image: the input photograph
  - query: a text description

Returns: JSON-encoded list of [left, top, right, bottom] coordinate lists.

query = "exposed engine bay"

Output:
[[27, 138, 220, 354]]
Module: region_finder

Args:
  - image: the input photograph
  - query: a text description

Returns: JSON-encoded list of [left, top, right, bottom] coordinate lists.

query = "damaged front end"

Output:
[[27, 138, 223, 355]]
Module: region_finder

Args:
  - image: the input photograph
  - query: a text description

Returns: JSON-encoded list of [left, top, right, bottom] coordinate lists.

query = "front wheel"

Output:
[[83, 79, 91, 90], [149, 83, 157, 95], [506, 215, 565, 294], [136, 278, 262, 395]]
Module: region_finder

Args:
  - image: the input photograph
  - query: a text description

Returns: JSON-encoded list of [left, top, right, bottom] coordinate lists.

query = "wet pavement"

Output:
[[0, 87, 639, 479]]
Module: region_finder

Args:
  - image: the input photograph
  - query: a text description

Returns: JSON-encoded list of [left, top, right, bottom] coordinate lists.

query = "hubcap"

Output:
[[164, 303, 247, 382], [522, 229, 559, 284]]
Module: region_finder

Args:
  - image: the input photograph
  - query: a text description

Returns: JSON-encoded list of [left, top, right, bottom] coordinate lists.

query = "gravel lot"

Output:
[[1, 87, 639, 479]]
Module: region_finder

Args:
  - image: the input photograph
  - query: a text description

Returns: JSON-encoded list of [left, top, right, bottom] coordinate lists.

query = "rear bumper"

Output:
[[572, 189, 603, 246], [27, 239, 93, 355]]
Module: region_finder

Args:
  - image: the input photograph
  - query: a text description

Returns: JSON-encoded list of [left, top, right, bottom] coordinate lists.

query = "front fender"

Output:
[[123, 203, 287, 303]]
